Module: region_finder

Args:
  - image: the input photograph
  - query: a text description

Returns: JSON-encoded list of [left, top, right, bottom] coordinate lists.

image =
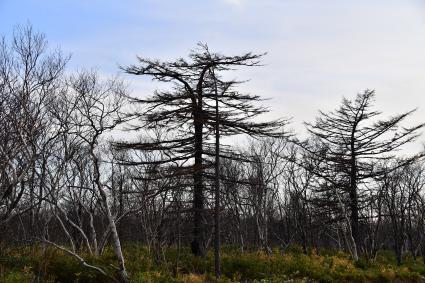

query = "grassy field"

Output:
[[1, 245, 425, 282]]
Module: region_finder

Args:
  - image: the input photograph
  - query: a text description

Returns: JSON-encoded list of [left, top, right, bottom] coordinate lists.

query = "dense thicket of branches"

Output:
[[1, 26, 425, 282]]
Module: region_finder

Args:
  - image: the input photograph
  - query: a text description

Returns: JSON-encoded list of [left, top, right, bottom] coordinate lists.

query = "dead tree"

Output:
[[116, 43, 287, 256], [301, 89, 424, 258], [377, 160, 425, 265], [45, 70, 129, 282], [0, 24, 68, 225], [244, 138, 288, 252]]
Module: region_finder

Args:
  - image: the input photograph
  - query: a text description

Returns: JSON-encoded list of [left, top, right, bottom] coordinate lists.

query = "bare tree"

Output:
[[44, 70, 129, 282], [116, 43, 287, 256], [301, 90, 424, 258], [0, 24, 68, 225], [377, 160, 425, 265], [244, 138, 288, 252]]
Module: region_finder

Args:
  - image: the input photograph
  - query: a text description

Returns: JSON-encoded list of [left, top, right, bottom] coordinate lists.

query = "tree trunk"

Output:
[[92, 150, 129, 283], [350, 132, 360, 254], [99, 185, 129, 282], [192, 109, 205, 257], [214, 81, 221, 277]]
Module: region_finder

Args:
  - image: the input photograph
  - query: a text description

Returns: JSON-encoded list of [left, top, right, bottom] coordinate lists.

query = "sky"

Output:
[[1, 0, 425, 149]]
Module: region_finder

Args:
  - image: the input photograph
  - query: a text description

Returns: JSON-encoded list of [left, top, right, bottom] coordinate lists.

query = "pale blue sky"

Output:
[[1, 0, 425, 146]]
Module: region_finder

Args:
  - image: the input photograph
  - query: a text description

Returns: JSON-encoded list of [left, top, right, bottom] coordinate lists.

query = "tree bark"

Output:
[[191, 107, 205, 257]]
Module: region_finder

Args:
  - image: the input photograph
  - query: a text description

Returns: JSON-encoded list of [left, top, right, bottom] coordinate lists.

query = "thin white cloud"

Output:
[[222, 0, 242, 5]]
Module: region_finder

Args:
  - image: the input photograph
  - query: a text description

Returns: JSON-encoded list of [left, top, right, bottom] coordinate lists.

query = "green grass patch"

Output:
[[0, 244, 424, 282]]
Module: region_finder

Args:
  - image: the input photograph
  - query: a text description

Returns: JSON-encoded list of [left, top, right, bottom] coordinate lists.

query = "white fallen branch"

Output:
[[41, 238, 117, 282]]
